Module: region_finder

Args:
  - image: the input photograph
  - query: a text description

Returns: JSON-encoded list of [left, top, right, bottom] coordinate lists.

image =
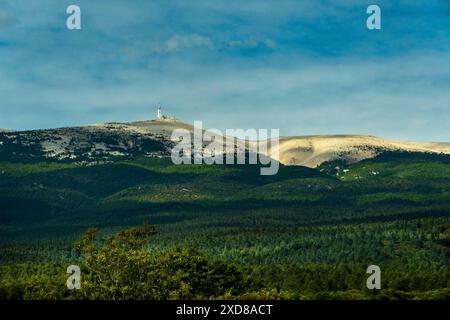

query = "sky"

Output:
[[0, 0, 450, 141]]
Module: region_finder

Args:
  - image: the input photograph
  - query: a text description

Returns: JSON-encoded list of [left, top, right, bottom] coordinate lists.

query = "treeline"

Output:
[[1, 223, 449, 300], [3, 216, 449, 265]]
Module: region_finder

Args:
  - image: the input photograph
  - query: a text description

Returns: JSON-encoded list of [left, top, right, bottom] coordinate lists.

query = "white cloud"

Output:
[[226, 38, 277, 49], [163, 34, 214, 52], [0, 9, 15, 27]]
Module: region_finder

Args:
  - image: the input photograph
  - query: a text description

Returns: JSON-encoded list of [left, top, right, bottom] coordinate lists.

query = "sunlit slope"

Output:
[[263, 135, 450, 167]]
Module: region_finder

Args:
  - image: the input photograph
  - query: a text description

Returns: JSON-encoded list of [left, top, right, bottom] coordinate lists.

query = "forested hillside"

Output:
[[1, 152, 449, 299]]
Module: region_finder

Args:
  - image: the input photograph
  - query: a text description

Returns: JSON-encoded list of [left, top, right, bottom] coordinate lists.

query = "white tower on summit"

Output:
[[157, 103, 162, 120]]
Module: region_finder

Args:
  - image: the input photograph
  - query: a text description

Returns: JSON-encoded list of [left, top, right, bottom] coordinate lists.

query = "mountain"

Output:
[[1, 118, 450, 167]]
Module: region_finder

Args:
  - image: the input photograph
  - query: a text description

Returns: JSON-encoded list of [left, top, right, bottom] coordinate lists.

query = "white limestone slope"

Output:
[[262, 135, 450, 168]]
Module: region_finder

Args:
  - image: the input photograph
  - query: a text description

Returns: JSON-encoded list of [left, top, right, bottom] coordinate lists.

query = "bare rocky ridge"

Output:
[[1, 118, 450, 166], [0, 121, 173, 163]]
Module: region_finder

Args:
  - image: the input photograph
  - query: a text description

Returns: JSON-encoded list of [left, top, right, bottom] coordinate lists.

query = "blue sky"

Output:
[[0, 0, 450, 141]]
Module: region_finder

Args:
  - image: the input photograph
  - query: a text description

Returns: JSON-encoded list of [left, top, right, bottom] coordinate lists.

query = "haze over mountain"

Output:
[[1, 118, 450, 167]]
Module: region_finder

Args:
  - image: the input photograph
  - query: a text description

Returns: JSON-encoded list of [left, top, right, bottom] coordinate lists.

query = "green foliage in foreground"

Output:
[[72, 223, 260, 299], [0, 224, 264, 300]]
